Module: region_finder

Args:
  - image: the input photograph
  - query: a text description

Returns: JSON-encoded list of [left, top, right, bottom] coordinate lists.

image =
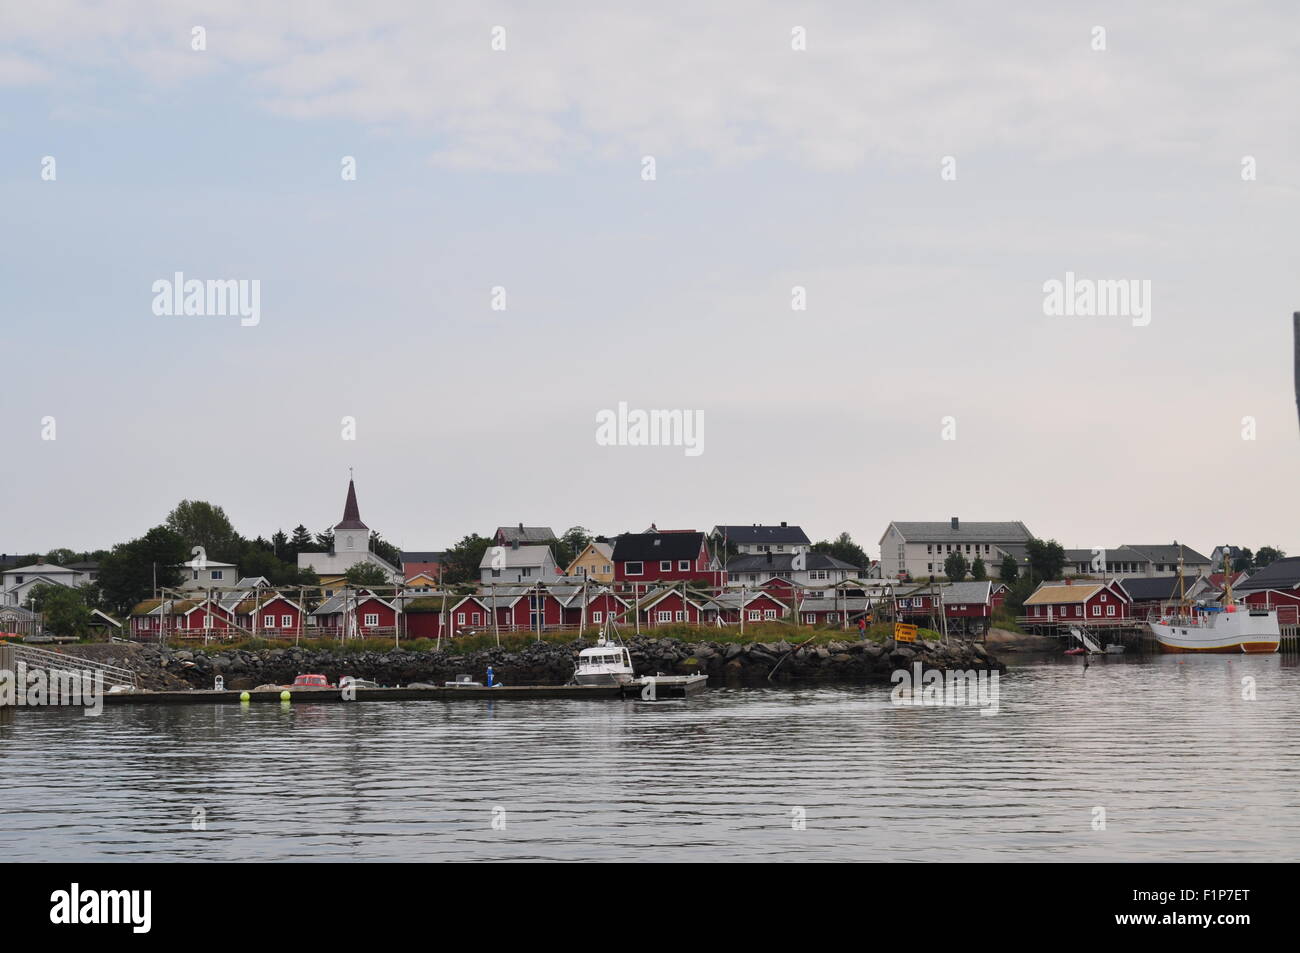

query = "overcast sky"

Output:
[[3, 1, 1298, 560]]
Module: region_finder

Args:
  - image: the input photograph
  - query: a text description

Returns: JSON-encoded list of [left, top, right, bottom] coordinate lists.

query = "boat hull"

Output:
[[1149, 610, 1280, 654], [574, 671, 634, 686]]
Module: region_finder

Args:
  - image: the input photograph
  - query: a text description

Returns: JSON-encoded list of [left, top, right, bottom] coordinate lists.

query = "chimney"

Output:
[[512, 539, 520, 550], [951, 517, 959, 530], [780, 521, 787, 527], [518, 522, 524, 532]]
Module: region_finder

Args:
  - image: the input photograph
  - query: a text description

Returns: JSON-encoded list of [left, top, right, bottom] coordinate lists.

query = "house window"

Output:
[[1106, 605, 1115, 616], [457, 612, 466, 625], [472, 612, 482, 625], [748, 610, 760, 621], [828, 613, 838, 623], [675, 611, 684, 622], [660, 561, 672, 571], [764, 609, 776, 620], [521, 567, 533, 577], [492, 569, 501, 578], [1091, 605, 1101, 616], [602, 565, 611, 573], [809, 570, 828, 580], [678, 560, 690, 571], [281, 614, 292, 627], [1100, 593, 1107, 602], [657, 611, 671, 622], [212, 570, 223, 580], [364, 613, 379, 626], [593, 611, 603, 623], [264, 614, 275, 628], [626, 562, 643, 575]]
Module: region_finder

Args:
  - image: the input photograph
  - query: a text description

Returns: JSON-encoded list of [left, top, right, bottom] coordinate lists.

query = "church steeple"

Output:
[[335, 476, 368, 531]]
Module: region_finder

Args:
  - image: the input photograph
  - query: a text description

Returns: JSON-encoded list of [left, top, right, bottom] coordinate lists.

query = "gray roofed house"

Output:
[[879, 518, 1033, 580], [1119, 544, 1211, 575], [493, 525, 557, 546], [712, 523, 811, 553], [479, 544, 561, 584], [1234, 556, 1300, 593]]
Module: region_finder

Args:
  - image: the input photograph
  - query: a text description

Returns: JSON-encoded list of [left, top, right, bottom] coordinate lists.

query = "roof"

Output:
[[612, 531, 706, 563], [312, 591, 394, 615], [887, 521, 1033, 544], [1235, 557, 1300, 593], [479, 545, 554, 569], [494, 526, 556, 544], [725, 553, 861, 573], [335, 478, 368, 530], [713, 524, 811, 546], [2, 562, 84, 575], [1024, 582, 1108, 606], [1120, 544, 1211, 565], [1118, 576, 1188, 601]]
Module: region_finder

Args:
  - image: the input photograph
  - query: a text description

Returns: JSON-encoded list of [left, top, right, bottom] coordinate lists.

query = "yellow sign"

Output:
[[894, 623, 918, 643]]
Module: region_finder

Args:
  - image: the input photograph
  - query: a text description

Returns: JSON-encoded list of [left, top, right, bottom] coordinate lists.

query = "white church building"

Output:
[[297, 478, 402, 583]]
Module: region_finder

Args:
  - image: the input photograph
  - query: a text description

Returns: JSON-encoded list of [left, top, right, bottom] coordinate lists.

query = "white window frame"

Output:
[[1091, 605, 1101, 617], [656, 610, 672, 623], [364, 612, 379, 627], [625, 561, 643, 576], [281, 614, 292, 627], [592, 611, 602, 623], [660, 560, 672, 571]]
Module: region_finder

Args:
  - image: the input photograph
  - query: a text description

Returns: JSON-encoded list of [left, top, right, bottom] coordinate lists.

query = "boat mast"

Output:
[[1222, 551, 1234, 604]]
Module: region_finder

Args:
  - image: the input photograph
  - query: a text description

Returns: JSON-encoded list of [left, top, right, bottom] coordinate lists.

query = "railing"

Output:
[[9, 643, 138, 689]]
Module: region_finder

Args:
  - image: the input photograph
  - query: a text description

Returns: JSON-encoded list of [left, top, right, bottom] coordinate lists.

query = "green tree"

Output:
[[943, 551, 969, 581], [26, 583, 92, 637], [971, 556, 987, 580], [345, 562, 389, 587], [166, 500, 243, 563], [314, 528, 335, 550], [998, 554, 1019, 583], [1025, 538, 1066, 582], [442, 534, 491, 584], [369, 530, 402, 567], [812, 532, 869, 571], [97, 525, 188, 615], [553, 526, 593, 569], [1232, 547, 1254, 572], [289, 525, 314, 558], [1255, 546, 1285, 568]]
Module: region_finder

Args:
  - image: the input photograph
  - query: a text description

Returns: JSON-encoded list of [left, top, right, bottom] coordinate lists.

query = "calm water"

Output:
[[3, 655, 1299, 861]]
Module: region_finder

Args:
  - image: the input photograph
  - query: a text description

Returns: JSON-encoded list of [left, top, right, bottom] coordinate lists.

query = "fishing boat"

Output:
[[1149, 548, 1280, 654]]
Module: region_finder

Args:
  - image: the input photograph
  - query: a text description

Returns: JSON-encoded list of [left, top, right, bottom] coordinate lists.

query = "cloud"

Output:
[[5, 1, 1298, 172]]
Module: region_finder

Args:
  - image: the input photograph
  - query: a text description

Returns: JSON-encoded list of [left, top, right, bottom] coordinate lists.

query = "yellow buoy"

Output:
[[280, 690, 291, 701], [239, 691, 250, 702]]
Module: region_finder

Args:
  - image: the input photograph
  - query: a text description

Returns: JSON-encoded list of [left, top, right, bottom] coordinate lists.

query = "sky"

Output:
[[2, 1, 1298, 561]]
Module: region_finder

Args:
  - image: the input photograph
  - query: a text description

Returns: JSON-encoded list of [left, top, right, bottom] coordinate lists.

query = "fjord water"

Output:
[[2, 655, 1298, 862]]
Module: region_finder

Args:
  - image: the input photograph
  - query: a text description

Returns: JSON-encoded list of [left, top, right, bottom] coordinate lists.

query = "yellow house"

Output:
[[565, 541, 615, 583]]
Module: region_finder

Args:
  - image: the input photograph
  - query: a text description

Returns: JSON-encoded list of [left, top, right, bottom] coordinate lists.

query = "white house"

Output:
[[1, 560, 94, 607], [479, 544, 562, 584], [878, 518, 1034, 580]]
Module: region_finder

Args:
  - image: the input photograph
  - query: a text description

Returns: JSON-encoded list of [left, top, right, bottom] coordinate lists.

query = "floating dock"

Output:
[[89, 677, 709, 706]]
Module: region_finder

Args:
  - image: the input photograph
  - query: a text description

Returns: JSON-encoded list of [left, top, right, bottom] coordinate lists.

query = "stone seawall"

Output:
[[61, 636, 1004, 691]]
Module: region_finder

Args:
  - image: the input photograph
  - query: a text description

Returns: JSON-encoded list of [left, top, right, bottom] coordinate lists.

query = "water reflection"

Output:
[[1, 655, 1297, 861]]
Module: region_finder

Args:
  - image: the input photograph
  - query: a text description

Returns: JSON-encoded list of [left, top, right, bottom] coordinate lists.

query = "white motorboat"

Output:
[[574, 636, 635, 686]]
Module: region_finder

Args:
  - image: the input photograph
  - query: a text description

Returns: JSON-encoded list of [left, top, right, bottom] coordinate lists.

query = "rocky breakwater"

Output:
[[110, 635, 1003, 690]]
